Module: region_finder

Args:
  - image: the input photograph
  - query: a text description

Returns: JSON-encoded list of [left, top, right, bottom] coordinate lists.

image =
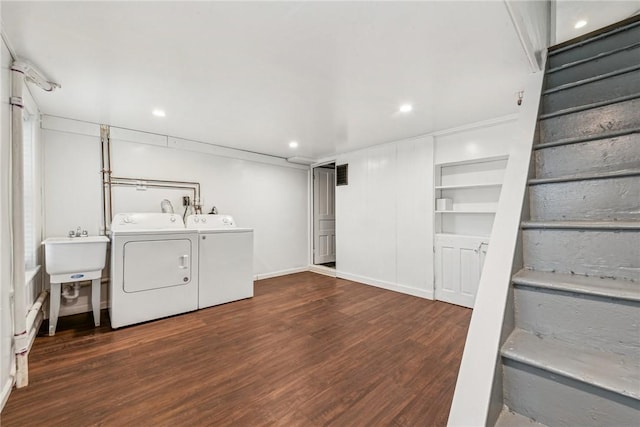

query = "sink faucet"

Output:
[[68, 227, 88, 238]]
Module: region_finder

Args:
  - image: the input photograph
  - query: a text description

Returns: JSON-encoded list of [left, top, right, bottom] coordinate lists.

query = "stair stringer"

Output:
[[447, 62, 546, 427]]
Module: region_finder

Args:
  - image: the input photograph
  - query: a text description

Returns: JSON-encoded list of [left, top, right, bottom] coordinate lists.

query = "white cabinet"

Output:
[[434, 156, 506, 307], [435, 234, 488, 308]]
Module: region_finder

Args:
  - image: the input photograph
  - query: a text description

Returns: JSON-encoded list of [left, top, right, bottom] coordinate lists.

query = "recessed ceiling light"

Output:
[[152, 109, 166, 117], [399, 104, 413, 113], [574, 20, 587, 29], [289, 141, 299, 148]]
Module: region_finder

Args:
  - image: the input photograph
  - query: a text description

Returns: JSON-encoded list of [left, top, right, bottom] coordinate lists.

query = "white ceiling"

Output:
[[2, 1, 635, 159], [555, 0, 639, 44]]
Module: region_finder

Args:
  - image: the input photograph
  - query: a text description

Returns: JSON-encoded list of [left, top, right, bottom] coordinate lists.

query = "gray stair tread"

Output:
[[495, 407, 548, 427], [521, 220, 640, 230], [534, 128, 640, 150], [544, 64, 640, 94], [529, 168, 640, 185], [547, 41, 640, 74], [502, 329, 640, 400], [540, 92, 640, 120], [513, 269, 640, 302]]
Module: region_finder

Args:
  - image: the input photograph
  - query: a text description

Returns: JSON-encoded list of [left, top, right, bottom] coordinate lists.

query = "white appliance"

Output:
[[109, 213, 199, 328], [186, 214, 254, 309]]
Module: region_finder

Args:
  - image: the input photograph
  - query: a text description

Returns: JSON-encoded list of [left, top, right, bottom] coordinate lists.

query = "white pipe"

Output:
[[15, 311, 43, 389], [25, 290, 48, 332], [9, 59, 58, 389], [11, 67, 27, 347], [61, 283, 80, 301], [10, 60, 60, 92]]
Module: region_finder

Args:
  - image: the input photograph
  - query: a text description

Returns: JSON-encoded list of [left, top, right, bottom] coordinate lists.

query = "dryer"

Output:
[[186, 214, 254, 309], [110, 213, 199, 328]]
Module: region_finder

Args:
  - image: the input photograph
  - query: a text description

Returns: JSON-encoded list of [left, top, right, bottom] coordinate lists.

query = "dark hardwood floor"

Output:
[[1, 272, 471, 426]]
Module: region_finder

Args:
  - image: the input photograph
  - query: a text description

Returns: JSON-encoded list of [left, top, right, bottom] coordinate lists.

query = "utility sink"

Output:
[[43, 235, 109, 336], [43, 236, 109, 282]]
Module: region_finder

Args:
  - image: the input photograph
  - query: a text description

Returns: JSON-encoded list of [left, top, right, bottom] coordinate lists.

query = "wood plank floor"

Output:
[[1, 272, 471, 426]]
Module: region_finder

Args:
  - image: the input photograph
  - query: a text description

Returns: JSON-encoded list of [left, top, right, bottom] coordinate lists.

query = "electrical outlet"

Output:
[[183, 196, 191, 206]]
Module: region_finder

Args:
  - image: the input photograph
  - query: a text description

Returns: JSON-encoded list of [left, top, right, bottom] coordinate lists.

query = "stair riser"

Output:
[[529, 176, 640, 221], [513, 285, 640, 356], [540, 97, 640, 143], [547, 44, 640, 88], [543, 69, 640, 114], [503, 359, 640, 427], [523, 229, 640, 281], [534, 132, 640, 178], [549, 23, 640, 69]]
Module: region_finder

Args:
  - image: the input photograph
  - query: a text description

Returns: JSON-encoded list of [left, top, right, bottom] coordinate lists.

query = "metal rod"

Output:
[[98, 126, 202, 227], [100, 125, 112, 233], [110, 176, 200, 200], [110, 177, 200, 203], [109, 181, 197, 201]]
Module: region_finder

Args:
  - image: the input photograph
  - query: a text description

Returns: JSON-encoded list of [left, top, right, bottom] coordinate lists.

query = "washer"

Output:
[[186, 214, 254, 309], [109, 213, 199, 328]]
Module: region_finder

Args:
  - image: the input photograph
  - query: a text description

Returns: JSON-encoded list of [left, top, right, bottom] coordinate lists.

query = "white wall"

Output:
[[505, 0, 552, 70], [335, 136, 434, 298], [42, 117, 309, 316], [333, 116, 518, 300], [0, 34, 14, 410], [434, 116, 518, 165]]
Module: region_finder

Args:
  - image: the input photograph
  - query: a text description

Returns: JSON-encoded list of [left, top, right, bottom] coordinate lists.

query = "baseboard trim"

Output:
[[0, 377, 14, 412], [255, 267, 309, 281], [308, 265, 337, 277], [336, 271, 434, 300]]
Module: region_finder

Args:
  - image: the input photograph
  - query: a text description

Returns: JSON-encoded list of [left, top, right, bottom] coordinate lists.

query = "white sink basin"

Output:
[[43, 236, 109, 277]]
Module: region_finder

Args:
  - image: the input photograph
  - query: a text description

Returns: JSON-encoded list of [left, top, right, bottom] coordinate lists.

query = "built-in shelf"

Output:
[[436, 232, 491, 239], [435, 183, 502, 190], [435, 156, 507, 237], [435, 210, 497, 214]]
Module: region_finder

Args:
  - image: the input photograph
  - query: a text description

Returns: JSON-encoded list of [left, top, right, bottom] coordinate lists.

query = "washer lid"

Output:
[[111, 213, 185, 231]]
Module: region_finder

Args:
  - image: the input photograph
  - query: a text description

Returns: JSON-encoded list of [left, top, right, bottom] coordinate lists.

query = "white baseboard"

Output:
[[254, 266, 309, 281], [336, 271, 434, 300], [308, 265, 337, 277], [0, 377, 14, 412]]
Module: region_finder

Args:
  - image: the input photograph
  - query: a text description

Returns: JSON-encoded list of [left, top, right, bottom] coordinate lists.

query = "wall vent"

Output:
[[336, 164, 348, 186]]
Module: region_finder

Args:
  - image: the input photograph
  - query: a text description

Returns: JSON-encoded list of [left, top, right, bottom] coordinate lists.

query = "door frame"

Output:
[[309, 160, 337, 275]]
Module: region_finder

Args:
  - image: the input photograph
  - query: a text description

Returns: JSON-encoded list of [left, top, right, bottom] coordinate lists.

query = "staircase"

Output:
[[495, 16, 640, 426]]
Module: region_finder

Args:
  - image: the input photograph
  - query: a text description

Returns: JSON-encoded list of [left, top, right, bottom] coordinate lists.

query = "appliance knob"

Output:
[[194, 217, 199, 222], [170, 216, 176, 222], [202, 218, 207, 223]]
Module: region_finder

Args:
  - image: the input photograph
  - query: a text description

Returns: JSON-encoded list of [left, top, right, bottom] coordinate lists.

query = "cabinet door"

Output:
[[435, 235, 488, 308]]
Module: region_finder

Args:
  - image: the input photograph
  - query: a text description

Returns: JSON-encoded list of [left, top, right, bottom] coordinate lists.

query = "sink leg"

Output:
[[91, 278, 101, 327], [49, 282, 61, 336]]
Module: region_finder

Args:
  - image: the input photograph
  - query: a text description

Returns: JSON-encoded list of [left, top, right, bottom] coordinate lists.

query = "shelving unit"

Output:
[[434, 156, 507, 237], [433, 155, 508, 308], [434, 182, 502, 190], [435, 209, 497, 214]]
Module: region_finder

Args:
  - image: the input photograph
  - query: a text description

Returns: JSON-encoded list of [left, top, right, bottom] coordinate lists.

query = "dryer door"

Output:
[[123, 239, 192, 292]]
